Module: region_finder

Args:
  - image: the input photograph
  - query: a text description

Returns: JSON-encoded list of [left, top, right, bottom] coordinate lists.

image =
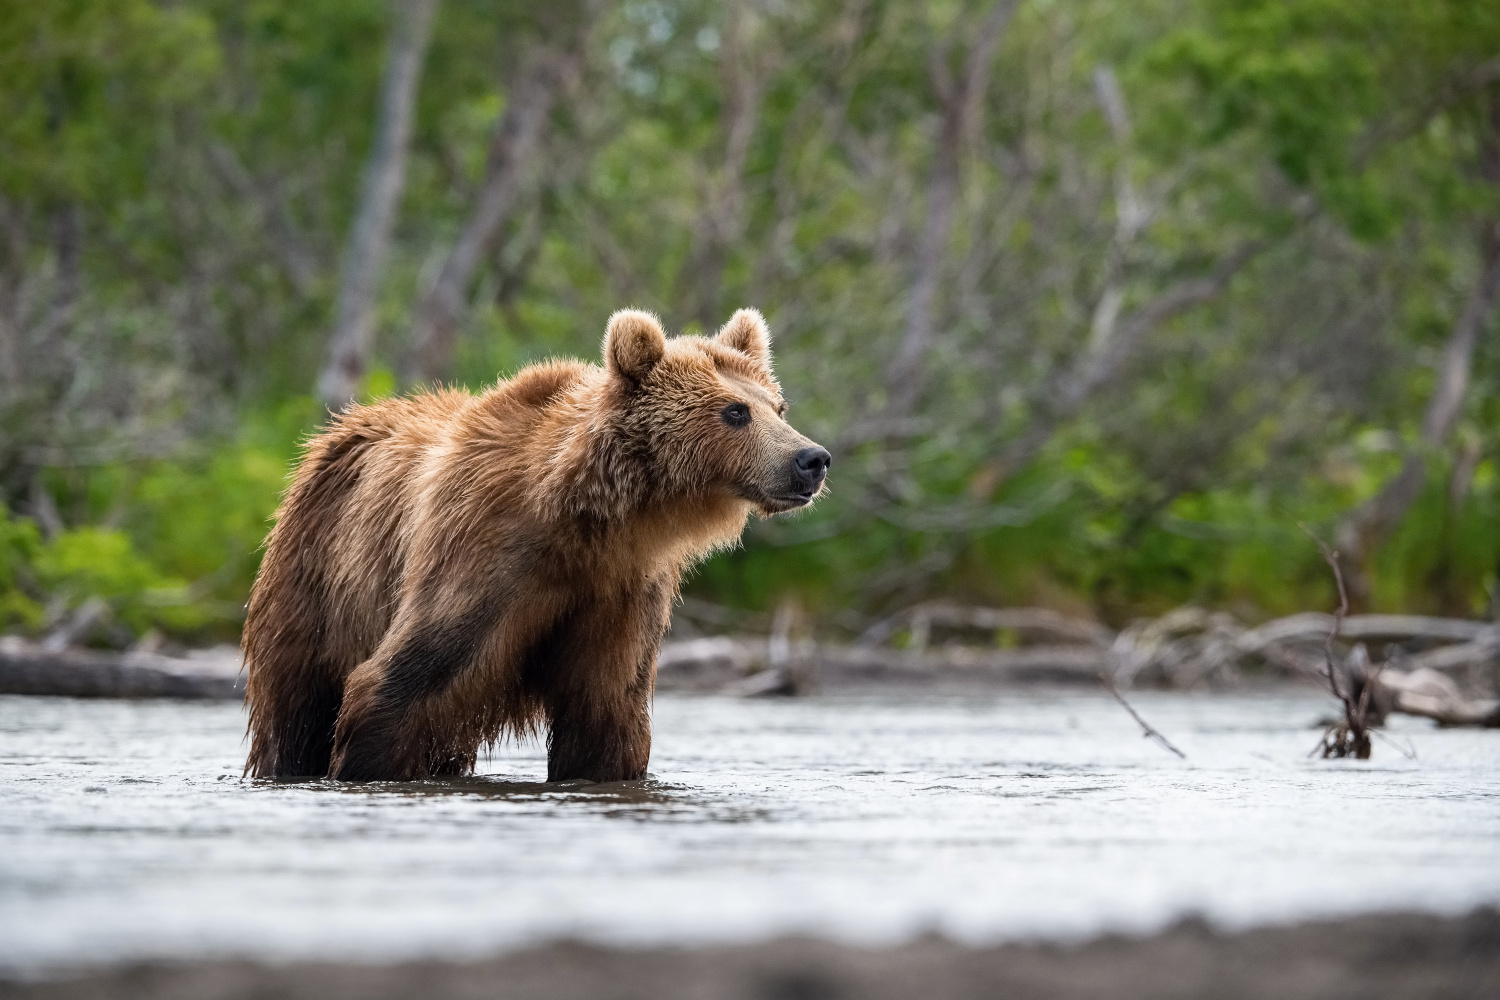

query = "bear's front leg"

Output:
[[541, 580, 671, 782], [329, 606, 496, 780], [546, 682, 652, 783]]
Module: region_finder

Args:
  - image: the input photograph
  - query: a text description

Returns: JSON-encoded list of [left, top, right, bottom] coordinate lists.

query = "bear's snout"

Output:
[[792, 446, 832, 496]]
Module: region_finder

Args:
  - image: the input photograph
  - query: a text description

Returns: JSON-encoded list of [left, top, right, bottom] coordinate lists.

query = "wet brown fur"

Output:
[[243, 309, 824, 782]]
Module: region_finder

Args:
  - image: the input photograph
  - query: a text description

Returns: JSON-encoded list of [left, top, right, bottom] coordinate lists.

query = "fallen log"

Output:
[[1236, 613, 1496, 652], [857, 602, 1113, 649], [655, 637, 1107, 693], [0, 637, 243, 700], [1105, 607, 1500, 690], [1350, 657, 1500, 728], [1408, 633, 1500, 673], [0, 631, 1107, 702], [815, 642, 1106, 686]]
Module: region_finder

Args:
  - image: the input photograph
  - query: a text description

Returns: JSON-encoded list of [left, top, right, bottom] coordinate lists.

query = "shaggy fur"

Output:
[[243, 308, 827, 782]]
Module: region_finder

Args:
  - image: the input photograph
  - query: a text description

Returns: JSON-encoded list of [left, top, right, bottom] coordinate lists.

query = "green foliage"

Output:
[[33, 525, 199, 633], [0, 506, 202, 638], [0, 412, 307, 643], [0, 508, 46, 631], [1151, 0, 1500, 236], [0, 0, 219, 204], [3, 0, 1500, 644]]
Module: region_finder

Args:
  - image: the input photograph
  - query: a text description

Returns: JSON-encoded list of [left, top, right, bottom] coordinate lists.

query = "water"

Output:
[[2, 690, 1499, 972]]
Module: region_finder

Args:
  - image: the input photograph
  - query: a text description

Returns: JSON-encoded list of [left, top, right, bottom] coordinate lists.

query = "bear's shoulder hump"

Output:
[[500, 358, 591, 409]]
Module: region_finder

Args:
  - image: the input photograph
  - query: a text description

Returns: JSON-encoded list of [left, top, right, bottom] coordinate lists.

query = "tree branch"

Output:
[[992, 237, 1268, 477]]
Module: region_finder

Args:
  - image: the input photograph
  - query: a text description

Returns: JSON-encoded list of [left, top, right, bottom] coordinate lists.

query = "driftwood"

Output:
[[817, 597, 1500, 729], [0, 598, 1495, 719], [0, 637, 243, 699], [1237, 612, 1497, 647], [658, 635, 1106, 695], [858, 602, 1114, 649], [1360, 663, 1500, 728], [858, 605, 1116, 653]]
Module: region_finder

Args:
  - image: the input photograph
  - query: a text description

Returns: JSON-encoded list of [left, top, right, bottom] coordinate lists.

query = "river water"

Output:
[[2, 690, 1498, 972]]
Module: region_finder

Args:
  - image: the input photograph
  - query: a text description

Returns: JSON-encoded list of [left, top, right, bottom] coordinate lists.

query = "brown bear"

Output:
[[243, 308, 829, 783]]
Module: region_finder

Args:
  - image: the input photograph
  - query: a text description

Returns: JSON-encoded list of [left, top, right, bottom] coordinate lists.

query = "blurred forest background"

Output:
[[3, 0, 1500, 648]]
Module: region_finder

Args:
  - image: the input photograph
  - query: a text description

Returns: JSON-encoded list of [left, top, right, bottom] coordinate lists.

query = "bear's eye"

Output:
[[776, 401, 789, 418], [721, 402, 751, 428]]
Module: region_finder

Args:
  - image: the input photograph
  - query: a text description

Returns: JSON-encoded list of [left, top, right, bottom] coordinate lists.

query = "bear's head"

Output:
[[597, 307, 830, 519]]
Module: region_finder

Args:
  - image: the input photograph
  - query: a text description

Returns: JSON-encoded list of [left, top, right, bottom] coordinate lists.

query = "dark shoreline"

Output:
[[0, 634, 1203, 701], [5, 909, 1497, 1000]]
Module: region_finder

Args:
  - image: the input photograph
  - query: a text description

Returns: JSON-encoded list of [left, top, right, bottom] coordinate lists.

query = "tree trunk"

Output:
[[1336, 92, 1500, 603], [0, 195, 25, 391], [318, 0, 439, 412], [1335, 220, 1500, 601], [678, 0, 768, 328], [403, 25, 585, 386], [36, 202, 81, 351], [883, 0, 1016, 418]]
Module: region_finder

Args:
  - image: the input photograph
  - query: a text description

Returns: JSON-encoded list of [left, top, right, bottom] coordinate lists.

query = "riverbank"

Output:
[[0, 634, 1110, 701], [4, 603, 1497, 702], [5, 909, 1497, 1000]]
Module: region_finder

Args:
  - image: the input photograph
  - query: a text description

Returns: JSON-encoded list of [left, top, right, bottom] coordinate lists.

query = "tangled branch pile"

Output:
[[664, 600, 1500, 731]]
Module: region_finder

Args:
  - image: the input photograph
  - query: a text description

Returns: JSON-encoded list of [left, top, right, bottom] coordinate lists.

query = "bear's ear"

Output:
[[604, 309, 666, 383], [715, 308, 771, 370]]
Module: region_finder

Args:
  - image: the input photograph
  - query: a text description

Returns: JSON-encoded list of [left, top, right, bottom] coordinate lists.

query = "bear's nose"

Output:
[[793, 446, 831, 486]]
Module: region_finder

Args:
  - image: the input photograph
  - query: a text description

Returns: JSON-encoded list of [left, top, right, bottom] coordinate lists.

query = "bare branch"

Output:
[[1066, 239, 1266, 410], [993, 238, 1269, 476], [1354, 53, 1500, 168], [206, 141, 321, 296], [1100, 669, 1187, 759], [1299, 524, 1348, 700], [1300, 523, 1372, 759], [1336, 218, 1500, 594]]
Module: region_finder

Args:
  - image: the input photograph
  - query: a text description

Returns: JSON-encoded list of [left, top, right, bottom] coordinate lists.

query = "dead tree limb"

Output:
[[1358, 665, 1500, 729], [1100, 671, 1187, 759], [1235, 613, 1497, 650], [1301, 524, 1371, 758]]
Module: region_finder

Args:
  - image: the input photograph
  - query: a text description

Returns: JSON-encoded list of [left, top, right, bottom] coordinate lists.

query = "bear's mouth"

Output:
[[758, 491, 816, 514], [735, 484, 821, 515]]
